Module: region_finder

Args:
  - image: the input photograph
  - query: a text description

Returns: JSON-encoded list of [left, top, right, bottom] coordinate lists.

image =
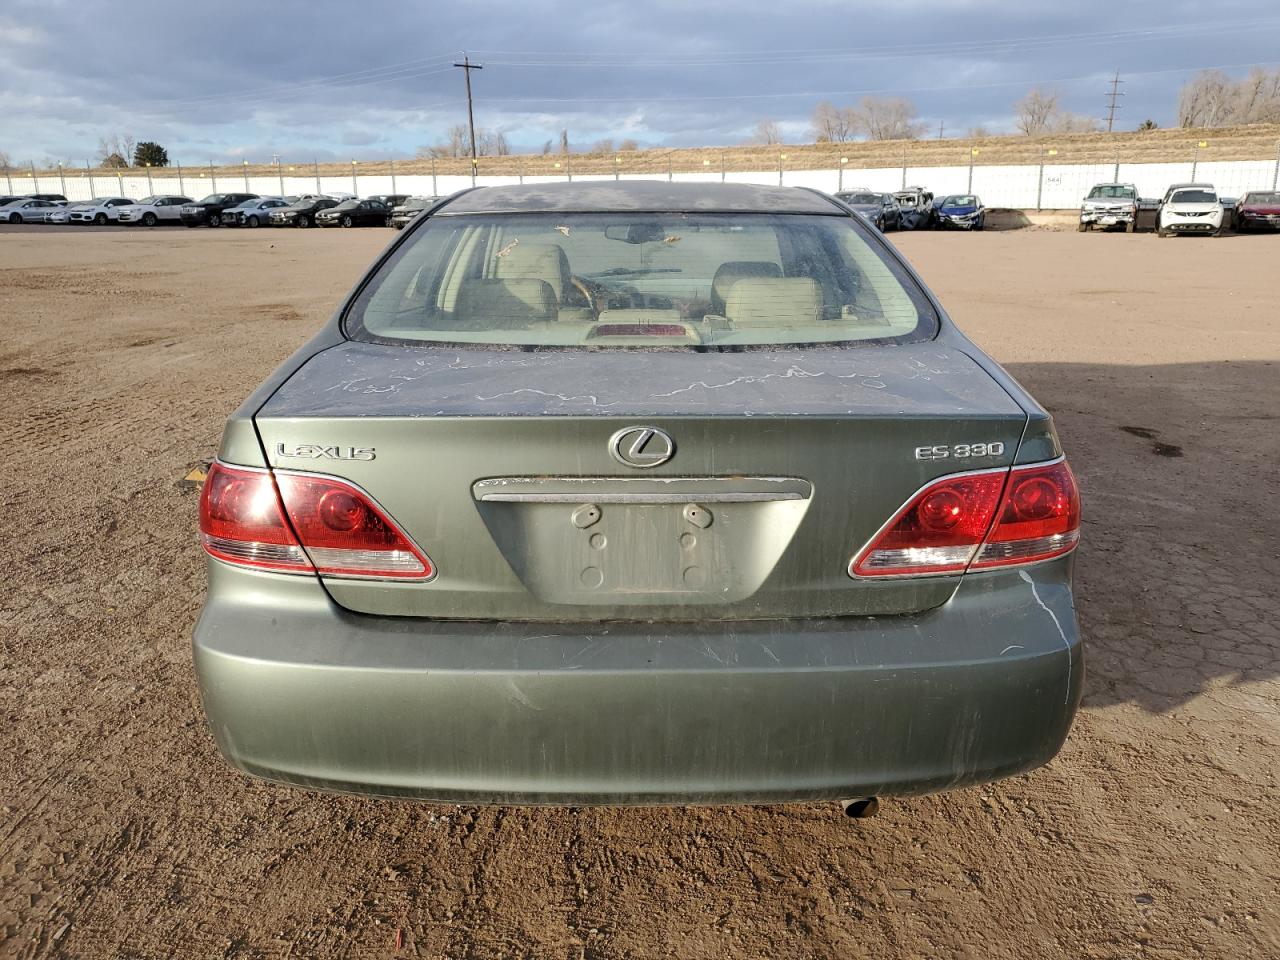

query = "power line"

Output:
[[127, 15, 1280, 114], [468, 18, 1280, 66], [1105, 70, 1125, 132], [466, 59, 1280, 107], [132, 57, 461, 111]]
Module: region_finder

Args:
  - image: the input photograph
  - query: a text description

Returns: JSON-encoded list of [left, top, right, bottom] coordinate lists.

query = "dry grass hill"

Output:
[[24, 122, 1280, 181]]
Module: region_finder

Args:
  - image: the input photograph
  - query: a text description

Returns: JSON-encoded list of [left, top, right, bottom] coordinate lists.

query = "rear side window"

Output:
[[345, 213, 937, 349]]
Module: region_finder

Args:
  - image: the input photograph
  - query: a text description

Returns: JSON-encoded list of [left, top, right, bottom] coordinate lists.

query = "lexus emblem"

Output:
[[609, 426, 675, 468]]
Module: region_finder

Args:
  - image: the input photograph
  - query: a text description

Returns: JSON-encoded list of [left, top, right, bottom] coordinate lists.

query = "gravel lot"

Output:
[[1, 224, 1277, 959]]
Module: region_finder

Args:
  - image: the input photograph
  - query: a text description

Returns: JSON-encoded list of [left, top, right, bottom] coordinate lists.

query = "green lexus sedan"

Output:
[[193, 181, 1082, 807]]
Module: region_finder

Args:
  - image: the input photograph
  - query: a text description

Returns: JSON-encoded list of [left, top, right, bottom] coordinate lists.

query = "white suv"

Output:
[[118, 195, 193, 226], [1157, 183, 1223, 237], [67, 197, 135, 224]]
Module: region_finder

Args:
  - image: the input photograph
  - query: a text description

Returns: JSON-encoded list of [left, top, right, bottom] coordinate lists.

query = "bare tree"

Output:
[[97, 133, 131, 167], [477, 129, 510, 156], [811, 101, 857, 142], [1177, 70, 1236, 127], [1137, 118, 1158, 131], [968, 125, 992, 139], [849, 96, 925, 140], [590, 137, 615, 154], [1013, 88, 1059, 135], [618, 138, 640, 152], [752, 119, 782, 145], [541, 140, 553, 155], [420, 126, 510, 158], [1050, 112, 1101, 134], [1232, 67, 1280, 124], [417, 125, 470, 158], [559, 129, 570, 154], [0, 149, 10, 169]]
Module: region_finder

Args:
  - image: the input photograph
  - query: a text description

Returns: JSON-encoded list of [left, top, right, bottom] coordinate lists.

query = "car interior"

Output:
[[356, 214, 928, 346]]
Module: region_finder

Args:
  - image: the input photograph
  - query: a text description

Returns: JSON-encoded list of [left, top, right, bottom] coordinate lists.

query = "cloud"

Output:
[[341, 129, 382, 147], [1, 0, 1277, 163]]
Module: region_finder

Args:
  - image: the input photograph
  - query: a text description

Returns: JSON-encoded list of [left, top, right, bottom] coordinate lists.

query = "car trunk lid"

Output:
[[253, 341, 1027, 620]]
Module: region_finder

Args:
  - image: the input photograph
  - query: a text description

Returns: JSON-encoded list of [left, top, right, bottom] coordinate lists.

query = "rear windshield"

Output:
[[344, 213, 937, 349], [1244, 191, 1280, 203], [1171, 189, 1216, 204]]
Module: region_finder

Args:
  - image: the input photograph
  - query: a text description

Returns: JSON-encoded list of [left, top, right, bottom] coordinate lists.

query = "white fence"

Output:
[[7, 158, 1280, 209]]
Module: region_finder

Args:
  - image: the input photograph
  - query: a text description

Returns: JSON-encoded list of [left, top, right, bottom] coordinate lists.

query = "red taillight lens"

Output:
[[850, 459, 1080, 578], [275, 473, 433, 579], [199, 462, 312, 572], [199, 463, 433, 580], [971, 460, 1080, 569], [850, 469, 1006, 577]]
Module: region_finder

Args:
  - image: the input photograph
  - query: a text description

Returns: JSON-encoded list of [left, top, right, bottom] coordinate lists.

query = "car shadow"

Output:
[[1003, 360, 1280, 715]]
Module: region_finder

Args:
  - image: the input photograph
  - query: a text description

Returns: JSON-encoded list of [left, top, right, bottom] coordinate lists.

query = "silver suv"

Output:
[[1079, 183, 1137, 232]]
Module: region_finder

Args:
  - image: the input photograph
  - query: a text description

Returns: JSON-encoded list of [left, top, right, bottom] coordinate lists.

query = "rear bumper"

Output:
[[193, 558, 1082, 805]]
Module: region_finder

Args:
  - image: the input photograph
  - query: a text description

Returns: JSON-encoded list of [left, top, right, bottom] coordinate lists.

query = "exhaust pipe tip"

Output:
[[841, 797, 880, 819]]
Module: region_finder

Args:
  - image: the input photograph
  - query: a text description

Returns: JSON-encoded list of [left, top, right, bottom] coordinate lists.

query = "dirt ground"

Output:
[[1, 222, 1277, 960]]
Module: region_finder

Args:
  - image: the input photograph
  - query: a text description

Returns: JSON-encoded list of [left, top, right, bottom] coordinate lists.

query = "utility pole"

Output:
[[938, 120, 945, 140], [1105, 70, 1124, 134], [453, 54, 483, 165]]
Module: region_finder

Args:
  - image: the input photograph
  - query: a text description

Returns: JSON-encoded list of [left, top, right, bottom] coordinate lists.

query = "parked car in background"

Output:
[[892, 186, 935, 229], [1157, 183, 1223, 237], [388, 196, 440, 229], [1078, 183, 1137, 232], [315, 198, 391, 228], [179, 193, 258, 227], [222, 197, 291, 227], [117, 195, 193, 226], [366, 194, 410, 212], [835, 191, 902, 231], [270, 196, 341, 228], [935, 195, 986, 230], [0, 198, 59, 223], [33, 200, 73, 223], [1233, 190, 1280, 231], [67, 197, 135, 224], [27, 193, 68, 202], [193, 181, 1082, 808]]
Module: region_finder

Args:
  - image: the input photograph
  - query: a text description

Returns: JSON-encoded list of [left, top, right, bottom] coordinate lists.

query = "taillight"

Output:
[[850, 468, 1006, 577], [274, 472, 433, 579], [971, 459, 1079, 569], [850, 459, 1079, 578], [199, 462, 311, 572], [199, 462, 433, 580]]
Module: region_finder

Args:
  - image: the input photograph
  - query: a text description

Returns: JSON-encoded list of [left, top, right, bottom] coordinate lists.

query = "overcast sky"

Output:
[[2, 1, 1278, 166]]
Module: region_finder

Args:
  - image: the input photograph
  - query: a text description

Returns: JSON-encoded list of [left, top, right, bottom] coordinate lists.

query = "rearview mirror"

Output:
[[604, 222, 666, 244]]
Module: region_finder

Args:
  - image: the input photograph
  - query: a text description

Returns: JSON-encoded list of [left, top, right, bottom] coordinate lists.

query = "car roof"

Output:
[[437, 181, 842, 216]]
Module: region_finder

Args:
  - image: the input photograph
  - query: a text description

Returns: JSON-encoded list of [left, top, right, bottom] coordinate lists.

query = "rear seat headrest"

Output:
[[710, 261, 783, 311], [724, 277, 822, 327], [495, 242, 571, 303], [454, 278, 558, 329]]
